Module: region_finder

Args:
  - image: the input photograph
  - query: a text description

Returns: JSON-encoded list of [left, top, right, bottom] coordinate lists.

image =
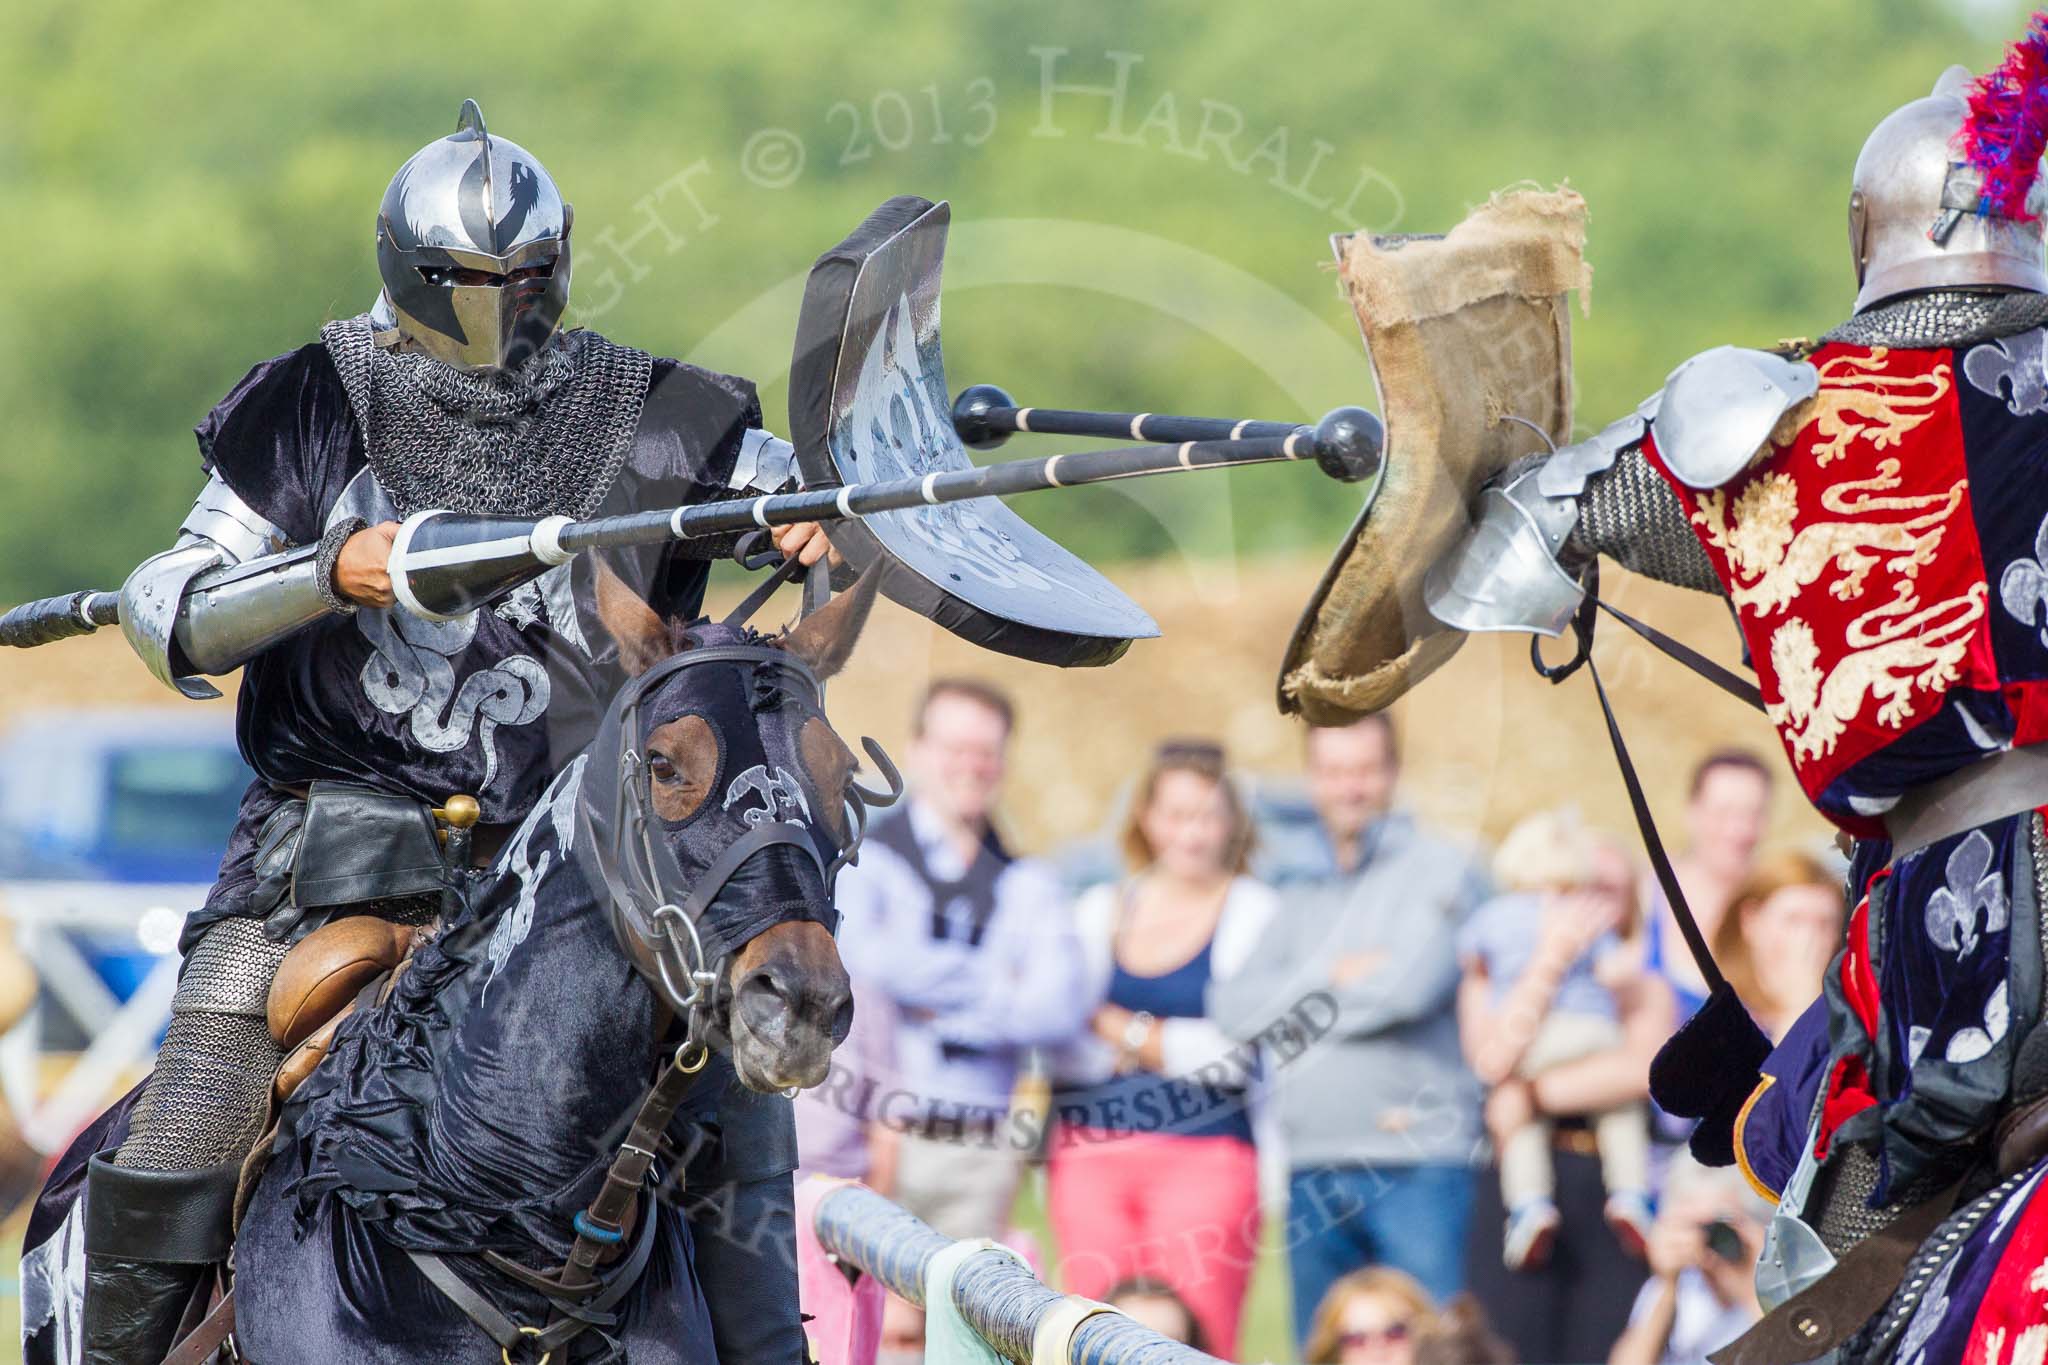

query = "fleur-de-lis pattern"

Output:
[[1946, 980, 2011, 1065], [2001, 512, 2048, 649], [1925, 830, 2010, 959], [1963, 326, 2048, 418]]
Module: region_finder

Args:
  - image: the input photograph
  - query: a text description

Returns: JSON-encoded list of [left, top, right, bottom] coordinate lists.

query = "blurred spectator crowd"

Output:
[[797, 679, 1839, 1365]]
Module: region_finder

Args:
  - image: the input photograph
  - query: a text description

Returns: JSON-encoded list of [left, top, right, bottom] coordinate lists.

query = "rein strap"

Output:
[[554, 1043, 706, 1296], [1533, 567, 1731, 994], [408, 1047, 686, 1361]]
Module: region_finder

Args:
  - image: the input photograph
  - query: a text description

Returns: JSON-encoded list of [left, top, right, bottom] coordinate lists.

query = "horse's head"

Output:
[[585, 561, 891, 1092]]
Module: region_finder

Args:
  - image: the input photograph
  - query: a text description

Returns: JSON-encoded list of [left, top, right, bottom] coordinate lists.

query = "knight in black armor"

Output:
[[83, 101, 806, 1364]]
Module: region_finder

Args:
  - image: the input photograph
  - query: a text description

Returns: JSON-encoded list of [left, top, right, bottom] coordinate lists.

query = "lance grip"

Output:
[[0, 590, 119, 648], [387, 512, 573, 622]]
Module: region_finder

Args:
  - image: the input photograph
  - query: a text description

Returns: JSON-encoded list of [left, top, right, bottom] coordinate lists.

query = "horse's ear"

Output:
[[781, 565, 882, 680], [594, 557, 671, 677]]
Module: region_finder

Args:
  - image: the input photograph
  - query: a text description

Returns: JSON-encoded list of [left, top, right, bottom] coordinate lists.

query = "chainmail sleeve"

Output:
[[313, 516, 365, 616], [1567, 444, 1724, 594]]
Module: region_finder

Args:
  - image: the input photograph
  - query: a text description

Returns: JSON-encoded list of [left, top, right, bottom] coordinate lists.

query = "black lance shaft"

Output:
[[0, 590, 121, 649], [950, 381, 1304, 452], [392, 408, 1381, 619], [560, 422, 1374, 556], [7, 412, 1382, 644]]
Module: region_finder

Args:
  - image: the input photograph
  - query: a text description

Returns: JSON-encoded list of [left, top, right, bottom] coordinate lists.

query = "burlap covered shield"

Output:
[[1277, 188, 1591, 724]]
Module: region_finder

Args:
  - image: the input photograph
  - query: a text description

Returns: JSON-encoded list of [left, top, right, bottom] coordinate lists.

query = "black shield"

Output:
[[788, 196, 1159, 668]]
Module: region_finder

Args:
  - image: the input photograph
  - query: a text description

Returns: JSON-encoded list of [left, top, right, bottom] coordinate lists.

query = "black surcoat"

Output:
[[187, 334, 759, 944]]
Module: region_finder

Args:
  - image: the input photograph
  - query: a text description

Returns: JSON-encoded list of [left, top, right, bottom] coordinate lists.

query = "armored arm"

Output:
[[636, 428, 804, 595], [1567, 441, 1723, 591], [121, 476, 344, 698], [1425, 346, 1818, 635]]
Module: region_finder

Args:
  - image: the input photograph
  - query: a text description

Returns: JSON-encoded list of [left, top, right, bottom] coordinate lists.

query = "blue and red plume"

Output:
[[1960, 9, 2048, 221]]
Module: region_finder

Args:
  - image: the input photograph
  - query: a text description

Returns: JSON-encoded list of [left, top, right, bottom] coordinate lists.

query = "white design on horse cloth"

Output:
[[722, 763, 811, 828], [494, 585, 544, 630], [493, 563, 590, 657], [484, 754, 586, 999], [19, 1192, 86, 1361], [356, 607, 549, 789]]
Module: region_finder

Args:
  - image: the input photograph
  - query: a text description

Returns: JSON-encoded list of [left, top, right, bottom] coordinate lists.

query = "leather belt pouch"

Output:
[[258, 785, 450, 945], [249, 777, 450, 941], [282, 782, 446, 914]]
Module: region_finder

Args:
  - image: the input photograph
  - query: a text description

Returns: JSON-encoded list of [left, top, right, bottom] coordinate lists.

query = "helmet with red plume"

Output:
[[1848, 17, 2048, 312]]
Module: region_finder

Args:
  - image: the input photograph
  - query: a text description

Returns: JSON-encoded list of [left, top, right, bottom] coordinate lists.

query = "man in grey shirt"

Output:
[[1211, 713, 1488, 1351]]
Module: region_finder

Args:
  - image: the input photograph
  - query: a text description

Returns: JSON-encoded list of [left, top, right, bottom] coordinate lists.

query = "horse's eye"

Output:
[[644, 716, 717, 822]]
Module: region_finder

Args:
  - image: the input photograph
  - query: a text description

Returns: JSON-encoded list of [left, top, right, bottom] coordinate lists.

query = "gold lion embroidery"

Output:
[[1765, 582, 1988, 763], [1972, 1312, 2048, 1362], [1782, 350, 1952, 467], [1693, 461, 1965, 618], [1692, 348, 1983, 765]]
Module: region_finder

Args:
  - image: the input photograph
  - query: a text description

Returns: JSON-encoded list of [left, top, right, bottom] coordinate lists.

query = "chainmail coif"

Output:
[[1820, 288, 2048, 349], [321, 314, 655, 518]]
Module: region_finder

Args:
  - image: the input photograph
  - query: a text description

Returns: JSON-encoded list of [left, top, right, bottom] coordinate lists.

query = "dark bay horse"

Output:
[[63, 566, 882, 1364]]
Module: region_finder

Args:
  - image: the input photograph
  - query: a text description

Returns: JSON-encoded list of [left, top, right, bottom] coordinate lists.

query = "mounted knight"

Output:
[[1284, 12, 2048, 1356], [21, 99, 827, 1365]]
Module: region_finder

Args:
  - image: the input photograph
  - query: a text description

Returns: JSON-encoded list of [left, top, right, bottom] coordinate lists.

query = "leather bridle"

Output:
[[582, 640, 900, 1050]]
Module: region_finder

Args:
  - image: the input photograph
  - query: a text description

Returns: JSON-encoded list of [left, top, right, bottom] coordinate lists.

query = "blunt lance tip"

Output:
[[1313, 406, 1384, 483]]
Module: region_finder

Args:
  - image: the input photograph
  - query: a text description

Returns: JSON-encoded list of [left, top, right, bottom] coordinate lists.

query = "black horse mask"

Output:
[[575, 613, 899, 1031]]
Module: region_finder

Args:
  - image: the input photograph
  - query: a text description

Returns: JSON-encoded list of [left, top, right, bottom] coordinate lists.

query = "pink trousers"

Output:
[[1047, 1126, 1262, 1359], [795, 1177, 884, 1365]]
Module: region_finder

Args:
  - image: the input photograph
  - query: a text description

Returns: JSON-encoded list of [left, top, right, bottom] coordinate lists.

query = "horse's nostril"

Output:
[[740, 966, 793, 1008], [830, 997, 855, 1047]]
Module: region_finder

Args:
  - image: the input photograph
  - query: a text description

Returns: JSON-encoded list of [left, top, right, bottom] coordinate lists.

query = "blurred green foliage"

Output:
[[0, 0, 2026, 599]]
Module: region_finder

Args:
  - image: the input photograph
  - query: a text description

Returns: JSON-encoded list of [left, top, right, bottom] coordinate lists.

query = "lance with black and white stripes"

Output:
[[0, 402, 1380, 646], [387, 403, 1381, 620]]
